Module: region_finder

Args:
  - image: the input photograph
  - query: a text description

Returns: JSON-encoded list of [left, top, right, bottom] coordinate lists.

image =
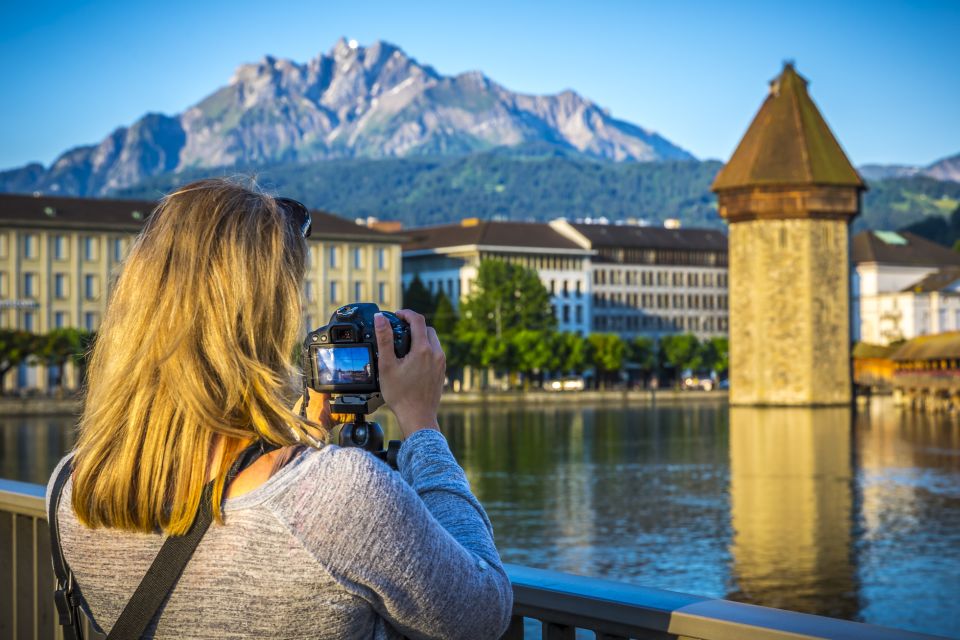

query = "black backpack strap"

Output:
[[52, 442, 277, 640], [49, 454, 85, 640], [107, 441, 277, 639]]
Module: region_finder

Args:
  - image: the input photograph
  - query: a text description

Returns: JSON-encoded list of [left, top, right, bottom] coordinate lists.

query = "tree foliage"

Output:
[[457, 260, 555, 374], [587, 333, 626, 387], [402, 275, 436, 321]]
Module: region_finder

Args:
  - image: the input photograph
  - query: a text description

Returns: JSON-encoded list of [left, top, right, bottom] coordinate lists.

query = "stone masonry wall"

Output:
[[729, 218, 851, 405]]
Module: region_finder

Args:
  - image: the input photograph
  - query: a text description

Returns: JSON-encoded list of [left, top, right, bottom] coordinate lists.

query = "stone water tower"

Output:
[[712, 63, 865, 406]]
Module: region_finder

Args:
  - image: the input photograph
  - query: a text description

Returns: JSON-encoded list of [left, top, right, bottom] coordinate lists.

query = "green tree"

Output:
[[627, 336, 657, 387], [457, 259, 555, 379], [512, 329, 556, 388], [0, 330, 39, 393], [36, 328, 88, 393], [659, 334, 702, 384], [704, 336, 729, 376], [586, 333, 626, 388], [432, 290, 462, 372], [402, 275, 436, 322], [553, 332, 588, 375]]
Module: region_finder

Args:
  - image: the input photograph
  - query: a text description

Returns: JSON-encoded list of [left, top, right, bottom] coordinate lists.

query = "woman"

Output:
[[46, 178, 513, 638]]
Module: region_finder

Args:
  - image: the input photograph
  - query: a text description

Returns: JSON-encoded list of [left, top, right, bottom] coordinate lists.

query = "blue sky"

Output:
[[2, 0, 958, 170]]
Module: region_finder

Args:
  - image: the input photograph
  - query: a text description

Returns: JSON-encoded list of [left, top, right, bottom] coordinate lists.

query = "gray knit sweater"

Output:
[[46, 429, 513, 639]]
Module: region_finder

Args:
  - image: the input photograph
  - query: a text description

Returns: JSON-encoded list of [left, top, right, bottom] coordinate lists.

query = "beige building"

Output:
[[713, 63, 865, 406], [0, 193, 403, 393]]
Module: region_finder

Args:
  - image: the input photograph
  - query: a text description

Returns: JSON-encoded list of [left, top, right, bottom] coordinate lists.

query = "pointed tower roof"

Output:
[[712, 63, 865, 192]]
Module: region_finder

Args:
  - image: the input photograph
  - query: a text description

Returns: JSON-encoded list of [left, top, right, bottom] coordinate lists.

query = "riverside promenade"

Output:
[[0, 389, 725, 416]]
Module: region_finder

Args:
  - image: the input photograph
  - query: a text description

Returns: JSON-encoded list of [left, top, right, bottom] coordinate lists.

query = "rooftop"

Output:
[[0, 193, 399, 243], [402, 219, 586, 252], [902, 266, 960, 293], [569, 223, 727, 252], [891, 331, 960, 361], [712, 63, 865, 192], [852, 230, 960, 267]]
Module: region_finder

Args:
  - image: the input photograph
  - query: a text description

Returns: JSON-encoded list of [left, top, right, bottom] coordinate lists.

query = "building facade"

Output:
[[0, 194, 403, 392], [401, 219, 593, 335], [550, 220, 728, 338], [852, 230, 960, 344], [712, 63, 864, 406], [402, 217, 730, 339]]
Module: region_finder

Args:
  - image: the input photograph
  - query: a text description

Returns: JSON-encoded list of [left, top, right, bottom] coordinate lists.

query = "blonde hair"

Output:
[[72, 178, 321, 535]]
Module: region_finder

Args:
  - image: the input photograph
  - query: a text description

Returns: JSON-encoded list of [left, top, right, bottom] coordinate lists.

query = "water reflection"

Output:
[[2, 398, 959, 636], [726, 406, 858, 619]]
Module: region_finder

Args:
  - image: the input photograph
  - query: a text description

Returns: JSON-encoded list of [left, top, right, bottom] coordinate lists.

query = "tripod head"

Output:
[[331, 394, 401, 469]]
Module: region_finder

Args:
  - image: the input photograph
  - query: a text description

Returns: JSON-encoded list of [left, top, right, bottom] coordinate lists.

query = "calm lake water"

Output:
[[2, 396, 958, 637]]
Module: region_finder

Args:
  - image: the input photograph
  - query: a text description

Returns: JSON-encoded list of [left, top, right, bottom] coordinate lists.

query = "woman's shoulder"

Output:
[[259, 445, 404, 517]]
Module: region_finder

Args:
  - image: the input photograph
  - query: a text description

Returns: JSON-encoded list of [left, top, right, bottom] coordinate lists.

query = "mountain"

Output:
[[859, 152, 960, 183], [1, 39, 693, 197], [111, 148, 959, 234], [116, 153, 724, 229]]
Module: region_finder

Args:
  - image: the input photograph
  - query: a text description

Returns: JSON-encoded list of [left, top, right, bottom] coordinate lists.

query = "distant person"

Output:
[[46, 178, 512, 638]]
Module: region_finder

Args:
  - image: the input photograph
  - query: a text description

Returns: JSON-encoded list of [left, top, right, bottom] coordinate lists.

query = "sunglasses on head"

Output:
[[275, 197, 312, 238]]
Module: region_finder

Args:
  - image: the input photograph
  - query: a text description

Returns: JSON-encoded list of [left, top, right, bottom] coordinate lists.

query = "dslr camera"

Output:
[[302, 303, 411, 467], [304, 303, 411, 394]]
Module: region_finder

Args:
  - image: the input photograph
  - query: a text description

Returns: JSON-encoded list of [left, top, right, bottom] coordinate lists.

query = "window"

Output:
[[113, 238, 124, 262], [575, 281, 582, 298], [550, 280, 556, 295], [0, 272, 6, 297], [329, 281, 339, 303], [328, 246, 339, 268], [53, 235, 67, 260], [575, 305, 582, 324], [378, 282, 387, 304], [353, 247, 363, 269], [84, 312, 97, 331], [23, 234, 37, 259], [54, 312, 67, 328], [0, 234, 7, 258], [562, 281, 569, 298], [84, 275, 97, 300], [562, 305, 570, 323], [354, 281, 363, 301], [24, 273, 37, 297], [304, 280, 315, 302], [83, 236, 97, 261], [23, 311, 34, 332], [377, 248, 386, 270], [55, 273, 67, 299]]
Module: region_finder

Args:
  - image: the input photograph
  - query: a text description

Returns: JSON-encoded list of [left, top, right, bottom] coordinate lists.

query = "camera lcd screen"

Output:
[[315, 345, 374, 387]]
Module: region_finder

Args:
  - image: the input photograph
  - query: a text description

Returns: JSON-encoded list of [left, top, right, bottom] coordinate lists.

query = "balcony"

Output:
[[0, 478, 940, 639]]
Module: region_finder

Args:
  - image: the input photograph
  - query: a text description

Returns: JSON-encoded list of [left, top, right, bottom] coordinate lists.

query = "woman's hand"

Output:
[[375, 310, 444, 438]]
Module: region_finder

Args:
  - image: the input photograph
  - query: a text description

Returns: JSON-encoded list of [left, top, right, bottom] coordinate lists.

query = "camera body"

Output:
[[304, 303, 411, 394]]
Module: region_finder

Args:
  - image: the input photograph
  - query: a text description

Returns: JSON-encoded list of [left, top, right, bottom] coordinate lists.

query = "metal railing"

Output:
[[1, 478, 946, 640]]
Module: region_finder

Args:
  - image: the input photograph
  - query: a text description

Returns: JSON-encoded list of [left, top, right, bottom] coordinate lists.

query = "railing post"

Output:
[[499, 615, 524, 640], [542, 621, 575, 640]]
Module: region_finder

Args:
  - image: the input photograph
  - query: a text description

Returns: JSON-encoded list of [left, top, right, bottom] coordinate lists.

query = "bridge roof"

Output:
[[891, 332, 960, 361], [712, 63, 865, 192]]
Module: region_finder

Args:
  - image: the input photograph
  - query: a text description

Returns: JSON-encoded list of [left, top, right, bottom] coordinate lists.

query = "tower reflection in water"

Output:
[[727, 406, 858, 619]]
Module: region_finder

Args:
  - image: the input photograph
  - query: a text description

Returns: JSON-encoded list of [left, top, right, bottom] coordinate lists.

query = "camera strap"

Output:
[[49, 441, 277, 640]]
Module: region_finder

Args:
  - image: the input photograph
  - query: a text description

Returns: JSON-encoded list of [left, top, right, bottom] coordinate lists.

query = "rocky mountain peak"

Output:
[[2, 38, 695, 197]]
